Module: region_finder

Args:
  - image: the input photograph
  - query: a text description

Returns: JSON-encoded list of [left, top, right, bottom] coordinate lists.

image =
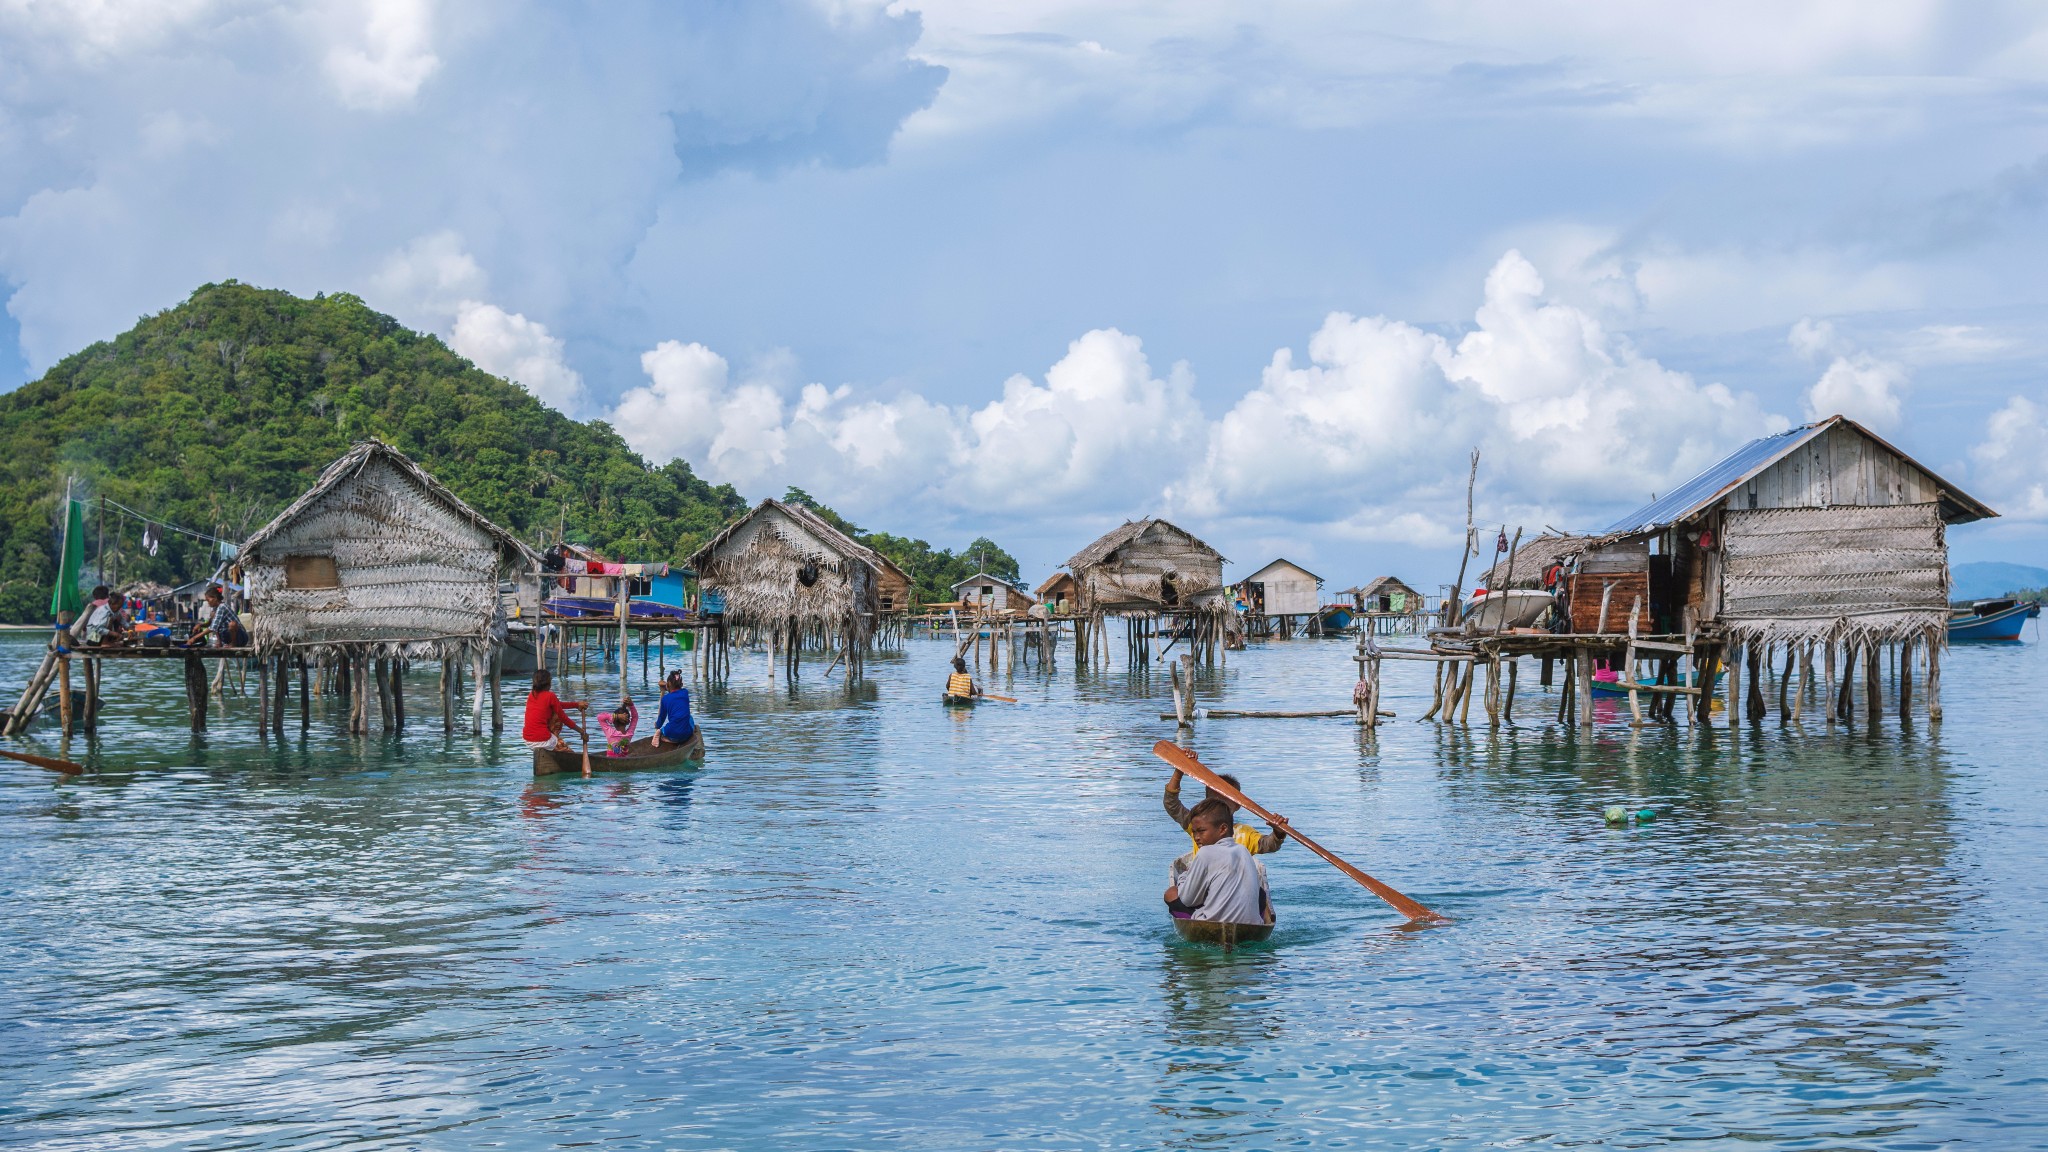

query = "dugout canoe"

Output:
[[1171, 918, 1273, 947], [942, 694, 978, 706], [533, 729, 706, 776]]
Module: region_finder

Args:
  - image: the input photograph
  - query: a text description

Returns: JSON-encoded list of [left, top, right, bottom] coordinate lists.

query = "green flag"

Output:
[[50, 496, 84, 619]]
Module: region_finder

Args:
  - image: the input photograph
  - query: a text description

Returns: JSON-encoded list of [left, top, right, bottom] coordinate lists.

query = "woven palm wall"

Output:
[[245, 455, 505, 658], [1070, 520, 1228, 615], [692, 506, 876, 641], [1720, 502, 1949, 645]]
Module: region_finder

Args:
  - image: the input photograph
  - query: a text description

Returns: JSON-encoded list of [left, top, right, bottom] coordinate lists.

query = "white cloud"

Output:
[[450, 300, 583, 411], [321, 0, 440, 111], [369, 231, 487, 328], [1185, 251, 1781, 531], [613, 250, 1786, 544], [1788, 317, 1840, 360], [1791, 319, 1909, 429], [1971, 396, 2048, 520]]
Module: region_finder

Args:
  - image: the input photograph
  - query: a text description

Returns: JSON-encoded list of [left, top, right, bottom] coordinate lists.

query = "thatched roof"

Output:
[[1066, 517, 1226, 572], [1345, 576, 1421, 599], [239, 441, 538, 658], [1478, 534, 1597, 590], [685, 499, 882, 638], [243, 440, 538, 567], [1064, 517, 1229, 615]]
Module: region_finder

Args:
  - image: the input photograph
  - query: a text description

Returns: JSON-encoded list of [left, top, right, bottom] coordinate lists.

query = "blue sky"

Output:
[[3, 1, 2047, 585]]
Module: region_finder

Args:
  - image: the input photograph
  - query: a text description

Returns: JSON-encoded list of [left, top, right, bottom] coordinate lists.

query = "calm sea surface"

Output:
[[2, 627, 2045, 1150]]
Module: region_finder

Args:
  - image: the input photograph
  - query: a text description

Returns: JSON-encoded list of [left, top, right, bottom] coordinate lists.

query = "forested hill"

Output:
[[0, 282, 1017, 622]]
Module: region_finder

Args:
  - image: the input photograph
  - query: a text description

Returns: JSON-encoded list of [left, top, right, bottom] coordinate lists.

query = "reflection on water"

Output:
[[1, 631, 2044, 1149]]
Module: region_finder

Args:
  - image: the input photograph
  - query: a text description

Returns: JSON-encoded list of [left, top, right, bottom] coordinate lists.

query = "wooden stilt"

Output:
[[1574, 647, 1593, 729], [1865, 642, 1882, 726], [256, 653, 270, 739], [1503, 657, 1517, 721], [1746, 645, 1764, 722], [1927, 642, 1942, 724], [299, 657, 310, 731], [1898, 637, 1914, 723], [490, 649, 503, 732]]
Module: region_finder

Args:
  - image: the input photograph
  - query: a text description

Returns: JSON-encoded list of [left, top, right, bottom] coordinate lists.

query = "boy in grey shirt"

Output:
[[1164, 797, 1270, 925]]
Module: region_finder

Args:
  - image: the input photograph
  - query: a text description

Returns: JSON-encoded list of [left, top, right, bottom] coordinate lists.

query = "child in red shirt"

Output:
[[521, 668, 586, 751]]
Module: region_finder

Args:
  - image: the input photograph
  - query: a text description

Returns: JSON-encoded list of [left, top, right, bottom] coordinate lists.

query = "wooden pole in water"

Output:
[[255, 653, 269, 740], [1503, 656, 1517, 721], [490, 648, 503, 732], [298, 656, 310, 731], [1865, 642, 1882, 726], [1575, 647, 1593, 729], [1898, 637, 1914, 723], [1927, 642, 1941, 724]]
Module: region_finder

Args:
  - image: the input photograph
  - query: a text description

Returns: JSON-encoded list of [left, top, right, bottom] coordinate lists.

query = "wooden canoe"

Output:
[[942, 694, 978, 706], [533, 729, 705, 776], [1171, 918, 1273, 947]]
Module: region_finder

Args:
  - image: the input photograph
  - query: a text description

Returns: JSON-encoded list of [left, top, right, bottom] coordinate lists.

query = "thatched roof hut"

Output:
[[876, 555, 912, 615], [685, 498, 883, 652], [1065, 518, 1228, 615], [240, 441, 539, 659]]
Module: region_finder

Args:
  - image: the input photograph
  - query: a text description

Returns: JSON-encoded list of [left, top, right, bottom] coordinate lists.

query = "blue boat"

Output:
[[1948, 599, 2039, 642], [1318, 604, 1356, 632]]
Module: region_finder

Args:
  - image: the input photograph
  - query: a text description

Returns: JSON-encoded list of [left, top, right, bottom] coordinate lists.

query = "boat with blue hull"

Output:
[[1948, 599, 2039, 642]]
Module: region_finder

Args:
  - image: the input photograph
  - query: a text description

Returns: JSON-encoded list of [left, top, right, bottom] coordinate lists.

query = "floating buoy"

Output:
[[1603, 805, 1628, 825]]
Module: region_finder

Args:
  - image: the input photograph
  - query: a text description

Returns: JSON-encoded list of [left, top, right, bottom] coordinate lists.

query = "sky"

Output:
[[3, 0, 2048, 588]]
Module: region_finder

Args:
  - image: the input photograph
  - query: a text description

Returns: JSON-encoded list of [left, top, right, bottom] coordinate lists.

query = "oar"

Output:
[[980, 693, 1019, 703], [1151, 740, 1443, 924], [0, 747, 85, 775]]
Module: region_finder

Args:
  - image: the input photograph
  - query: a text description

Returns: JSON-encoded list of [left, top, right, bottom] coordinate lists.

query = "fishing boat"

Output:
[[1317, 604, 1356, 632], [1171, 917, 1273, 946], [532, 729, 706, 776], [1589, 670, 1721, 698], [1460, 589, 1553, 632], [1948, 598, 2039, 642]]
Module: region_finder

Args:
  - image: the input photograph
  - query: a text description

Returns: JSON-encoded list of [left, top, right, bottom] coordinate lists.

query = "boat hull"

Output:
[[1461, 589, 1553, 632], [533, 729, 705, 776], [1171, 918, 1274, 946], [1948, 600, 2038, 642], [942, 694, 977, 706]]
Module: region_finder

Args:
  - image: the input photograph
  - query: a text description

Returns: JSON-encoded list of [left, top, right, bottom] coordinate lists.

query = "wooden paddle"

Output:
[[0, 747, 85, 775], [979, 693, 1019, 703], [1151, 740, 1443, 924]]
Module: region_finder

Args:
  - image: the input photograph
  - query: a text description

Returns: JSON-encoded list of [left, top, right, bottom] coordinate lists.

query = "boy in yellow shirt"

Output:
[[1164, 764, 1286, 856]]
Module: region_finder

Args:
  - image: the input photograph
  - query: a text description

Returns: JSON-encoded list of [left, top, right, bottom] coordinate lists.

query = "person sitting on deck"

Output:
[[944, 656, 981, 701], [520, 668, 586, 752], [1164, 798, 1270, 926], [69, 585, 126, 647], [652, 671, 694, 747], [1165, 766, 1286, 857], [597, 695, 638, 757]]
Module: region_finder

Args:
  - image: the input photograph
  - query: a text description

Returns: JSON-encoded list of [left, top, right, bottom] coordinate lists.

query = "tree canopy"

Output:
[[0, 281, 1011, 622]]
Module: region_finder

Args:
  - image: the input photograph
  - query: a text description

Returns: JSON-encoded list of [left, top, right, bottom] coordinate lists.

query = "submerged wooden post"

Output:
[[391, 658, 406, 731], [298, 657, 310, 731], [255, 653, 270, 740], [1898, 637, 1914, 723], [490, 648, 503, 732], [1927, 642, 1942, 724], [1865, 642, 1882, 726], [1503, 656, 1517, 721], [1574, 647, 1593, 729], [185, 652, 208, 731], [1746, 645, 1764, 722], [1624, 599, 1643, 728], [471, 650, 487, 735]]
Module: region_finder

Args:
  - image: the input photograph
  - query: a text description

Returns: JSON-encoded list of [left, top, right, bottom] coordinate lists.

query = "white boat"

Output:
[[1460, 589, 1553, 632]]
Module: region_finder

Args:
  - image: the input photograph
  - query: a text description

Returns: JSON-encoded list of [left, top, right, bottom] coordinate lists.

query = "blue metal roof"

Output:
[[1602, 422, 1827, 536]]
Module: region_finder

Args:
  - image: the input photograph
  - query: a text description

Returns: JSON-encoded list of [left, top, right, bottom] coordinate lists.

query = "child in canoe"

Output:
[[597, 695, 638, 757], [944, 656, 981, 701], [521, 669, 586, 752], [1164, 798, 1270, 926], [1164, 765, 1287, 856]]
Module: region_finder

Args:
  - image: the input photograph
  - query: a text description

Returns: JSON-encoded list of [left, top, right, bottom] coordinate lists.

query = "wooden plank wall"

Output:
[[1566, 542, 1650, 633], [1730, 424, 1939, 512]]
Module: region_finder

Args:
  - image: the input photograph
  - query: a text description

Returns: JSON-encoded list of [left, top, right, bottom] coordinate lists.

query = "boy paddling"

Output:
[[1165, 764, 1286, 856], [1164, 798, 1269, 926]]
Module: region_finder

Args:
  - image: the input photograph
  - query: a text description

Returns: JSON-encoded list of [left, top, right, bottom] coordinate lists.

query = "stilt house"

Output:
[[1062, 518, 1231, 666], [1035, 572, 1077, 615], [1592, 414, 1994, 644], [685, 498, 885, 679], [952, 572, 1034, 613], [1237, 558, 1322, 618], [240, 440, 539, 660], [1349, 576, 1424, 613]]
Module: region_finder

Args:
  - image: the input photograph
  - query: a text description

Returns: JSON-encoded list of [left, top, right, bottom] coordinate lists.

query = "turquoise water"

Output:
[[2, 630, 2045, 1149]]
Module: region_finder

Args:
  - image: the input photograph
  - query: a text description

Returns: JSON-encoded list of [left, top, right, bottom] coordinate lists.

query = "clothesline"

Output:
[[99, 496, 239, 548]]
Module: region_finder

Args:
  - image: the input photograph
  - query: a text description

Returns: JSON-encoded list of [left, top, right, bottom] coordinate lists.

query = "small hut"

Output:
[[1035, 572, 1077, 615], [876, 556, 913, 616], [685, 498, 884, 682], [239, 440, 540, 734], [1239, 558, 1321, 615], [952, 572, 1033, 613], [1063, 518, 1229, 665], [1349, 576, 1424, 613]]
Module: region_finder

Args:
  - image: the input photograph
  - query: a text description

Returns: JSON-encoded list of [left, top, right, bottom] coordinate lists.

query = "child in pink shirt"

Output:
[[596, 696, 638, 756]]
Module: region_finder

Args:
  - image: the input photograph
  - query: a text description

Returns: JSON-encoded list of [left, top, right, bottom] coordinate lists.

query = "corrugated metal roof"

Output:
[[1602, 423, 1827, 536]]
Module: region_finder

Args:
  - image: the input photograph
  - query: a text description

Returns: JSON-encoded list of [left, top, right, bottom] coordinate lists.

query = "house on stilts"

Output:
[[1407, 415, 1996, 731], [1061, 518, 1230, 667], [239, 439, 541, 736], [685, 498, 886, 683], [1236, 558, 1323, 638]]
